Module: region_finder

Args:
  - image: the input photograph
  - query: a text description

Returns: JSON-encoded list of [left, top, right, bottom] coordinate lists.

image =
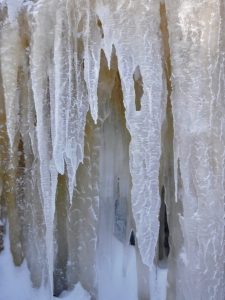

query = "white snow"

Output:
[[55, 283, 90, 300], [98, 237, 138, 300], [0, 229, 91, 300], [0, 229, 48, 300]]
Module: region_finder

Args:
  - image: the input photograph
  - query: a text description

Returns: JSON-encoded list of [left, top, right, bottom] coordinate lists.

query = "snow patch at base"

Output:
[[55, 283, 90, 300], [0, 230, 91, 300], [0, 229, 47, 300], [150, 262, 168, 300], [98, 237, 138, 300]]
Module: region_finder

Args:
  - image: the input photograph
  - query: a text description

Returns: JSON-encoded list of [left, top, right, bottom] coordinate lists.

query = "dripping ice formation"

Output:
[[0, 0, 224, 299]]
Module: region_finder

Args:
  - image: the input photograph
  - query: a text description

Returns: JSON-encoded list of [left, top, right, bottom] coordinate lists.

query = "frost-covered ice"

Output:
[[0, 0, 23, 20], [0, 0, 225, 299]]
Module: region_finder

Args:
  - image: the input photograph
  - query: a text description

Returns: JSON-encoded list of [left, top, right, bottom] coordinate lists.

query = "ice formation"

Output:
[[0, 0, 225, 299]]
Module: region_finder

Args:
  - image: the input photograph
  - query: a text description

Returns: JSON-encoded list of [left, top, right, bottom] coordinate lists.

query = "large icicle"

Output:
[[64, 0, 89, 199], [52, 2, 69, 175], [83, 0, 102, 123], [30, 1, 57, 297], [97, 0, 164, 267]]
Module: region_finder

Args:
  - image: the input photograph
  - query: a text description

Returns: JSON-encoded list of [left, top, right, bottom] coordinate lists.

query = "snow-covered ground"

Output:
[[0, 229, 167, 300], [0, 231, 91, 300]]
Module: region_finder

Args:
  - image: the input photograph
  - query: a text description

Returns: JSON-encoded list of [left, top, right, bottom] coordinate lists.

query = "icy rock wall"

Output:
[[0, 0, 225, 299]]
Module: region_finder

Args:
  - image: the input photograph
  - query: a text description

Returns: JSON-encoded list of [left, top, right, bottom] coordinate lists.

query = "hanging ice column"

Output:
[[0, 19, 22, 147], [30, 0, 58, 295], [165, 0, 225, 299], [97, 0, 165, 267]]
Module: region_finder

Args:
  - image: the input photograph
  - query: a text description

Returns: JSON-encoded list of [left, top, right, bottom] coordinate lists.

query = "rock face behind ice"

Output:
[[0, 1, 225, 300]]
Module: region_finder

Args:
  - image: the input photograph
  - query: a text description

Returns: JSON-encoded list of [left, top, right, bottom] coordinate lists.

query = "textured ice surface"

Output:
[[97, 0, 164, 268], [0, 0, 225, 299], [165, 0, 225, 299]]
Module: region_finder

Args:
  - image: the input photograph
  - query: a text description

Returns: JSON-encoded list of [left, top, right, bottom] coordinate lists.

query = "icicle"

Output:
[[30, 0, 57, 297], [63, 0, 89, 200], [52, 1, 76, 176], [52, 4, 67, 174], [0, 19, 22, 147], [83, 0, 102, 123], [98, 0, 164, 267]]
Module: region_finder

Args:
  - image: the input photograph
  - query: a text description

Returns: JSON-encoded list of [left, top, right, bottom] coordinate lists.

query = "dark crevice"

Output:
[[96, 16, 104, 39], [158, 3, 173, 264], [114, 177, 127, 243], [158, 186, 170, 261], [133, 66, 143, 111], [0, 222, 5, 252], [0, 48, 7, 254], [53, 174, 69, 297], [0, 191, 6, 253], [129, 230, 135, 246]]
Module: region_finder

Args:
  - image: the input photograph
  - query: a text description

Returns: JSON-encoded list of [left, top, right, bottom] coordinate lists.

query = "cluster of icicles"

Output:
[[0, 0, 225, 299]]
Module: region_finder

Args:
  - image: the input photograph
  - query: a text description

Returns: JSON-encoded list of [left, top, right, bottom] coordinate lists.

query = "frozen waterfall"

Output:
[[0, 0, 225, 299]]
